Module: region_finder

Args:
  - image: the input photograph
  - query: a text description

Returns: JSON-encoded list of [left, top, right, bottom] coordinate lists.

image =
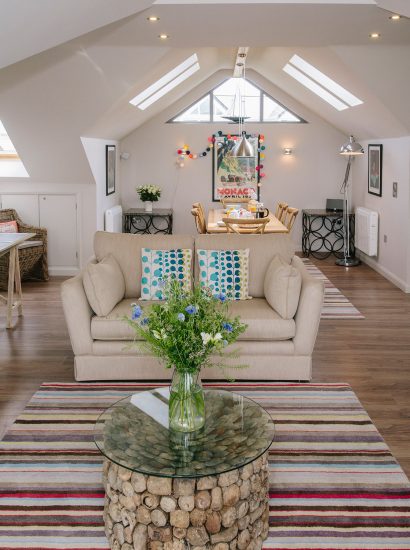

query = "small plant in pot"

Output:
[[136, 185, 161, 212], [127, 279, 247, 433]]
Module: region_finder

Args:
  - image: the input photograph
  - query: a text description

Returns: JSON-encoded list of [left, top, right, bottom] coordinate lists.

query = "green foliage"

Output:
[[126, 279, 247, 374]]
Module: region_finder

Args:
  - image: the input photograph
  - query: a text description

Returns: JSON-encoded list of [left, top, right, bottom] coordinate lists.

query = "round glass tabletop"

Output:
[[94, 388, 274, 479]]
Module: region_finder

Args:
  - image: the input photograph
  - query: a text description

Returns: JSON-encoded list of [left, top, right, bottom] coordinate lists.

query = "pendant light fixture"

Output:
[[223, 49, 254, 158]]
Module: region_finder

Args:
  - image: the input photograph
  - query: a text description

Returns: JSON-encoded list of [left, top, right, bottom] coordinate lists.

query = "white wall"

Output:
[[352, 136, 410, 291], [81, 137, 120, 231], [0, 181, 96, 269], [120, 71, 347, 248]]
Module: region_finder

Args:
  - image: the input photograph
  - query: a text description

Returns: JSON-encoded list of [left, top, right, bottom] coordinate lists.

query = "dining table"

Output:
[[207, 208, 288, 234], [0, 232, 35, 328]]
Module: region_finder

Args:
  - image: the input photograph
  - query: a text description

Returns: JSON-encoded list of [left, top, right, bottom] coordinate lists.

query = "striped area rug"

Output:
[[0, 382, 409, 549], [301, 258, 364, 319]]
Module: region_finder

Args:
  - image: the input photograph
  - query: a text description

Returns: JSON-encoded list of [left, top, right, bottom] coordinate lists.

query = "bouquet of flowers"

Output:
[[136, 185, 161, 202], [127, 279, 247, 432]]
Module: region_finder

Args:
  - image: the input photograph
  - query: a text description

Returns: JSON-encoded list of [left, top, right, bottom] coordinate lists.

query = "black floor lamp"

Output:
[[336, 135, 364, 267]]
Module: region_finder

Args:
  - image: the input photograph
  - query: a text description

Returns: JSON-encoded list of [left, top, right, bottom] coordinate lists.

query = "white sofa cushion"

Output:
[[91, 297, 295, 342], [264, 255, 302, 319], [83, 254, 125, 317]]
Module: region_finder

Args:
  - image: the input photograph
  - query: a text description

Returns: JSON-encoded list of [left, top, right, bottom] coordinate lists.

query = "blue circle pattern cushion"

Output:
[[140, 248, 192, 300], [197, 249, 250, 300]]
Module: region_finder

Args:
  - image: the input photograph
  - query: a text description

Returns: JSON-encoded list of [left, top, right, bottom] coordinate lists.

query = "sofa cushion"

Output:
[[194, 234, 295, 298], [228, 298, 295, 341], [197, 248, 250, 300], [91, 297, 295, 342], [83, 254, 125, 317], [264, 255, 302, 319], [94, 232, 195, 299], [91, 299, 157, 340], [0, 220, 18, 233], [140, 248, 192, 300]]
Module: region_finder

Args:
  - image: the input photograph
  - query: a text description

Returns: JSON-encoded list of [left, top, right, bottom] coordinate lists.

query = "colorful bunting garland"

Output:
[[176, 131, 266, 181]]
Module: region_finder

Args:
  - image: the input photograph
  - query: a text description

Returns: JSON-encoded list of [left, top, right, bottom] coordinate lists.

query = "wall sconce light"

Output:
[[283, 147, 293, 156], [120, 152, 130, 160]]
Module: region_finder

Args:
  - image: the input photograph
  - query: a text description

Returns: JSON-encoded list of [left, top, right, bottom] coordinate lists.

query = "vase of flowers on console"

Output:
[[136, 184, 161, 212], [127, 280, 246, 432]]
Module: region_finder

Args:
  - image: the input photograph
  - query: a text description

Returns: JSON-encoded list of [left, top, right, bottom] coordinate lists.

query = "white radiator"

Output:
[[355, 207, 378, 256], [105, 205, 123, 232]]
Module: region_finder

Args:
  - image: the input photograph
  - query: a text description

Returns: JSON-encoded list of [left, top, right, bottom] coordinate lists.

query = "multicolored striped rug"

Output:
[[0, 382, 408, 549], [301, 259, 364, 319]]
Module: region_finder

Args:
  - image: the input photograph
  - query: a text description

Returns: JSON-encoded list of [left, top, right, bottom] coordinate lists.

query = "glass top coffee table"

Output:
[[94, 388, 274, 549]]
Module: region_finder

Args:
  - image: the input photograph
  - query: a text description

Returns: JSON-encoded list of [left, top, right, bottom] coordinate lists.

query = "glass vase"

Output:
[[169, 370, 205, 433]]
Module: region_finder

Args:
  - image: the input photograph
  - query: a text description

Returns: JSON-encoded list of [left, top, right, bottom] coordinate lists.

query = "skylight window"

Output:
[[283, 55, 363, 111], [169, 77, 305, 124], [0, 120, 29, 177], [130, 54, 200, 110], [0, 120, 18, 158]]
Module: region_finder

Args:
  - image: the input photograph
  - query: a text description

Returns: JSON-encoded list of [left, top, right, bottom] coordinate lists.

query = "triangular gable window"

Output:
[[169, 77, 306, 124]]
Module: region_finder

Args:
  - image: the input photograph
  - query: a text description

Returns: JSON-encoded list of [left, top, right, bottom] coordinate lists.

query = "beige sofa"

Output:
[[61, 231, 324, 381]]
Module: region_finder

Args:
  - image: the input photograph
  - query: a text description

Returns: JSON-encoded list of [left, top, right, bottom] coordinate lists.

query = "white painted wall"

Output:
[[82, 137, 120, 231], [0, 181, 96, 270], [352, 136, 410, 291], [120, 71, 347, 248]]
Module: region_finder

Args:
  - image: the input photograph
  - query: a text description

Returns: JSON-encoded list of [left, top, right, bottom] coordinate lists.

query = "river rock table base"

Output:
[[103, 452, 269, 550]]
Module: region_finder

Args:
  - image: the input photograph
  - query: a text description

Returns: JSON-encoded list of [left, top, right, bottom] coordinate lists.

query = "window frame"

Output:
[[167, 77, 307, 124]]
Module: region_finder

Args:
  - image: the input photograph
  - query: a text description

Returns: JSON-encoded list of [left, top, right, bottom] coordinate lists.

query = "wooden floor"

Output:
[[1, 258, 410, 476]]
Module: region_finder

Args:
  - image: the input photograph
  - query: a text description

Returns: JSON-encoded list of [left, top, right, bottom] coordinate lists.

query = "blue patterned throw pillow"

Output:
[[197, 249, 250, 300], [140, 248, 192, 300]]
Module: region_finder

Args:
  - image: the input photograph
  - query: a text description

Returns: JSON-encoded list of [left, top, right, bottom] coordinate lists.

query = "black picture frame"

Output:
[[106, 145, 116, 196], [368, 144, 382, 197], [212, 134, 261, 202]]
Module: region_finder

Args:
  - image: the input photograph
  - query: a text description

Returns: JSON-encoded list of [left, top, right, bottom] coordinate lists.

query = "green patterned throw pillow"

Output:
[[140, 248, 192, 300], [197, 249, 250, 300]]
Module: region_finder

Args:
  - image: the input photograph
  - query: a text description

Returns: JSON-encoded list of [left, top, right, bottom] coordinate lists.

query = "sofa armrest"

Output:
[[61, 273, 93, 356], [291, 256, 324, 355]]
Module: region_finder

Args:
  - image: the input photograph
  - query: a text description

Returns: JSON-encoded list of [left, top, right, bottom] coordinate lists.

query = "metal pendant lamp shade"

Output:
[[232, 132, 254, 158], [340, 135, 364, 156]]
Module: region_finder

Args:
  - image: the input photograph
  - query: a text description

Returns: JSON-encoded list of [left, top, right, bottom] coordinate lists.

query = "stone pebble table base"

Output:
[[103, 452, 269, 550]]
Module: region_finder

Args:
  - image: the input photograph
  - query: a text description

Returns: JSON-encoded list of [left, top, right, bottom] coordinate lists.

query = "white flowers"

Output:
[[153, 329, 168, 340], [201, 332, 223, 346]]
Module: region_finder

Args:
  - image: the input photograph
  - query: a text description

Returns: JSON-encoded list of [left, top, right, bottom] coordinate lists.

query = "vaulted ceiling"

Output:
[[0, 0, 409, 182]]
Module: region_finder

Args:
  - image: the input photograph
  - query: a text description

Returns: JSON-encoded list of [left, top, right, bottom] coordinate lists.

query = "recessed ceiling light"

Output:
[[158, 34, 169, 40], [369, 32, 380, 39], [389, 14, 401, 20], [147, 16, 160, 22]]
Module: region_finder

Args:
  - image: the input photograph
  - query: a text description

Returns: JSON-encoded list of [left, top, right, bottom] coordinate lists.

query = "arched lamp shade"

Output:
[[340, 135, 364, 156], [232, 132, 254, 158]]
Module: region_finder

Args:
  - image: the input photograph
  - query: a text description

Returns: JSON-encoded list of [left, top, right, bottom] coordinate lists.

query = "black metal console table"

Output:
[[123, 208, 173, 235], [302, 209, 355, 259]]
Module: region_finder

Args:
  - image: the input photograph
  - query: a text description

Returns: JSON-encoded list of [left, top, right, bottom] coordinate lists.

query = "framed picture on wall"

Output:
[[212, 134, 261, 202], [106, 145, 116, 196], [368, 144, 382, 197]]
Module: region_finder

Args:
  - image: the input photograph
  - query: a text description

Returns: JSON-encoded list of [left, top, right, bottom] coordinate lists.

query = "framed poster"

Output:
[[368, 144, 382, 197], [212, 134, 260, 202], [106, 144, 116, 196]]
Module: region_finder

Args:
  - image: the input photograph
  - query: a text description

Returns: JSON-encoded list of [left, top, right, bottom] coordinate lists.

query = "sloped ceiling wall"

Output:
[[0, 1, 409, 185]]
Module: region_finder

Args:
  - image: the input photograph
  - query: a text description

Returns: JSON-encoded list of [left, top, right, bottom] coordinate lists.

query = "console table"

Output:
[[123, 209, 173, 234], [302, 209, 355, 259]]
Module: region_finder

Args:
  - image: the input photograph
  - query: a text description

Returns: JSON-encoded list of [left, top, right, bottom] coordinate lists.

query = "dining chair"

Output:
[[192, 202, 206, 220], [222, 217, 269, 234], [275, 202, 288, 222], [191, 208, 207, 234], [283, 207, 299, 232]]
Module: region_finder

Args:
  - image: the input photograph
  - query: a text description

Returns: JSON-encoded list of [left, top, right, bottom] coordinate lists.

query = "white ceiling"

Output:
[[0, 0, 154, 69]]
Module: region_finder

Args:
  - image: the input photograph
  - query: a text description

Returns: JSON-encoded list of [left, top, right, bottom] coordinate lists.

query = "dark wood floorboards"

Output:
[[1, 258, 409, 476]]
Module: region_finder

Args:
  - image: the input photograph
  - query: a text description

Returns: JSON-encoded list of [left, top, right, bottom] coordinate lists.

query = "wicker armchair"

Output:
[[0, 209, 48, 290]]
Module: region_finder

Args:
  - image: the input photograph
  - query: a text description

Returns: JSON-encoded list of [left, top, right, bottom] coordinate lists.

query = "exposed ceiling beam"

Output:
[[233, 47, 249, 77]]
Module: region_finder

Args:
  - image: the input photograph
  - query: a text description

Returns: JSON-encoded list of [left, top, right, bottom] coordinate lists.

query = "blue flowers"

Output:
[[177, 313, 186, 322], [217, 293, 227, 303], [185, 305, 198, 315], [141, 317, 149, 326], [131, 304, 142, 320], [223, 322, 233, 333]]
